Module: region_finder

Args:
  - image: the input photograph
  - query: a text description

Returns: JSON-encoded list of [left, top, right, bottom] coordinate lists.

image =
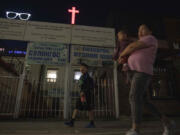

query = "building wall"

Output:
[[164, 18, 180, 40]]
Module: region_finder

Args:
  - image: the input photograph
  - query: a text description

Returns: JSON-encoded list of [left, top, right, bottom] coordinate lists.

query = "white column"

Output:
[[113, 61, 119, 119], [14, 66, 25, 119], [63, 63, 71, 119], [13, 23, 29, 119]]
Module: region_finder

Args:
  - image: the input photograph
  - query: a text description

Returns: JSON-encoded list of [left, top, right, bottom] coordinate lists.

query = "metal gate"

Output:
[[70, 68, 116, 120], [0, 76, 19, 117], [18, 65, 66, 119], [0, 68, 116, 120], [19, 79, 64, 119]]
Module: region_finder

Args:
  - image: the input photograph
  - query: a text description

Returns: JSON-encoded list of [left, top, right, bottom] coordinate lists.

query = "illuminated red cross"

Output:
[[68, 7, 79, 24]]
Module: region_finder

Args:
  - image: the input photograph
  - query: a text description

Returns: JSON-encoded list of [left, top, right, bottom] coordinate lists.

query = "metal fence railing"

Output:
[[0, 76, 116, 120], [71, 78, 116, 120], [0, 76, 19, 116], [19, 78, 64, 119]]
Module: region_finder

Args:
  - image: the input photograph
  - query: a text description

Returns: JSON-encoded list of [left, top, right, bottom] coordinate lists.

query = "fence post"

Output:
[[64, 64, 70, 119], [113, 61, 119, 119], [14, 66, 25, 119]]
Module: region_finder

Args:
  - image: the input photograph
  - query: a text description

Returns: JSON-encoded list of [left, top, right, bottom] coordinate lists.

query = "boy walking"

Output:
[[64, 63, 95, 128]]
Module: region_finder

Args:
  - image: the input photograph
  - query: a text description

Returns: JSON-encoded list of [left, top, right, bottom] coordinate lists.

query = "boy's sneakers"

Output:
[[85, 122, 95, 128], [126, 129, 140, 135], [163, 120, 176, 135], [64, 121, 74, 127]]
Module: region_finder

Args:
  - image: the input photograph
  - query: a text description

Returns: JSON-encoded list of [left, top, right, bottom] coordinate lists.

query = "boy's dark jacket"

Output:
[[79, 73, 94, 95]]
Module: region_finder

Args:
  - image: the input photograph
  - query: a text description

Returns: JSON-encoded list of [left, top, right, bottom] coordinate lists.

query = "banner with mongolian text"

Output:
[[26, 42, 68, 65], [71, 45, 114, 66]]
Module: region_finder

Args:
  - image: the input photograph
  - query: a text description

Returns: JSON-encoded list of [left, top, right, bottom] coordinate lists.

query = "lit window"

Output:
[[47, 70, 57, 82], [74, 71, 93, 81], [74, 71, 82, 80]]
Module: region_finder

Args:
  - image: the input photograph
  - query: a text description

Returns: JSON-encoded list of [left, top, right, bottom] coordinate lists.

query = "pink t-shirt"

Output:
[[128, 35, 158, 75]]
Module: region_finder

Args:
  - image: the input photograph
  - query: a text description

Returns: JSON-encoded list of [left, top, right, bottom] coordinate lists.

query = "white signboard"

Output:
[[24, 21, 71, 44], [71, 45, 114, 66], [71, 25, 116, 47], [0, 18, 26, 41], [26, 42, 68, 65], [0, 18, 115, 47]]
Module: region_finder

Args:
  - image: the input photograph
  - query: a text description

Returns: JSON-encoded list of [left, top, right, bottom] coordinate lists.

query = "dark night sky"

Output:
[[0, 0, 180, 26], [0, 0, 180, 49]]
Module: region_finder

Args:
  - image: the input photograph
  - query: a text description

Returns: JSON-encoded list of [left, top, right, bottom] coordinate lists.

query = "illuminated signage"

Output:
[[0, 48, 5, 52], [8, 50, 26, 54], [0, 48, 26, 55], [6, 11, 31, 21], [68, 7, 79, 24]]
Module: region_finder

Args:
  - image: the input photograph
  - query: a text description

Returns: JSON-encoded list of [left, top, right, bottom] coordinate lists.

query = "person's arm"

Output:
[[79, 76, 85, 95], [120, 41, 150, 58]]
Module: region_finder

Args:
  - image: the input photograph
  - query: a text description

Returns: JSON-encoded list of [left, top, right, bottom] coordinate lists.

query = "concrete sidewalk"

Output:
[[0, 119, 179, 135]]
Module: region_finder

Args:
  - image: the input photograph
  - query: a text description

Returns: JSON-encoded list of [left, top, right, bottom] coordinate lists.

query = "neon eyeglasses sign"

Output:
[[6, 11, 31, 21], [68, 7, 79, 24]]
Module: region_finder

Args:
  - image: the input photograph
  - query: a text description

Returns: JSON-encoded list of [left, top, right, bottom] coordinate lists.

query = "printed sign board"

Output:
[[26, 42, 68, 65], [71, 45, 114, 66]]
